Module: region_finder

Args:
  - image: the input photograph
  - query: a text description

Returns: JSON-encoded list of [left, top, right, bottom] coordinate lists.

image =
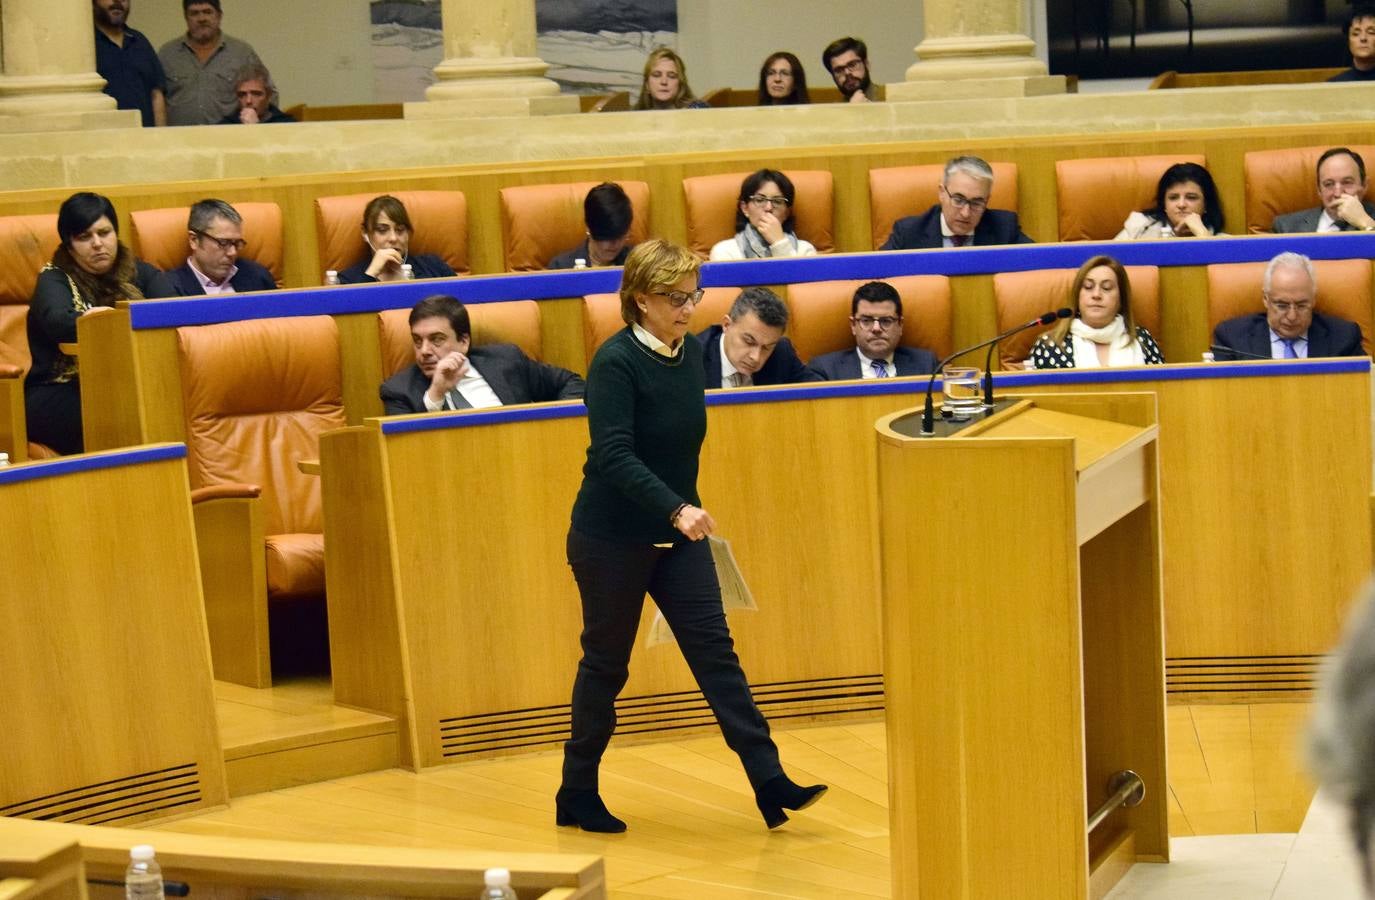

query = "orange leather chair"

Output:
[[130, 202, 285, 285], [992, 266, 1161, 368], [681, 171, 835, 259], [784, 276, 953, 365], [1243, 145, 1375, 234], [376, 299, 545, 379], [868, 163, 1020, 250], [1206, 259, 1372, 352], [178, 315, 346, 687], [314, 191, 469, 282], [1055, 154, 1207, 241], [0, 214, 62, 461], [581, 288, 738, 363], [498, 181, 652, 272]]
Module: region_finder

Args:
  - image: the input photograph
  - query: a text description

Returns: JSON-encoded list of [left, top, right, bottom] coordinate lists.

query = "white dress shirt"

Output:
[[421, 360, 504, 411], [856, 349, 895, 378]]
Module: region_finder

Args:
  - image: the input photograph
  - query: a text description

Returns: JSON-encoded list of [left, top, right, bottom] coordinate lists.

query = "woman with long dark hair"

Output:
[[757, 52, 809, 105]]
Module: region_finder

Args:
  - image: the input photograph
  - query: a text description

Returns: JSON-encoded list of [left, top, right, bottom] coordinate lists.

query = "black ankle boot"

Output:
[[555, 789, 627, 833], [754, 774, 827, 829]]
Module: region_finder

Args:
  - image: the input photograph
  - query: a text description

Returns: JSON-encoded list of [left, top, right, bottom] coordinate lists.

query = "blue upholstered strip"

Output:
[[126, 233, 1375, 331], [0, 443, 187, 486]]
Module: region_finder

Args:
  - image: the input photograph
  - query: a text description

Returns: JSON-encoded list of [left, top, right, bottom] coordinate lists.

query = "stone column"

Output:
[[0, 0, 136, 131], [406, 0, 578, 119], [887, 0, 1066, 101]]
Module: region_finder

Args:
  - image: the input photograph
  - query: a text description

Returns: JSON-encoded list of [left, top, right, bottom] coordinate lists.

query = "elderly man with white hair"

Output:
[[879, 155, 1034, 250], [1212, 251, 1364, 360]]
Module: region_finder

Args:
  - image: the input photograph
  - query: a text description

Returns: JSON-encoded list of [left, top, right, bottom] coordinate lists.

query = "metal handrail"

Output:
[[1087, 769, 1145, 832]]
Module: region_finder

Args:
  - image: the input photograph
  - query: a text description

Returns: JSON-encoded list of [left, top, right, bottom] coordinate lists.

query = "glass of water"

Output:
[[941, 365, 981, 418]]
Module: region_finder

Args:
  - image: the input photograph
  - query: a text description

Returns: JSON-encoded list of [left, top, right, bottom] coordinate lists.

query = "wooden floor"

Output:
[[154, 696, 1315, 899]]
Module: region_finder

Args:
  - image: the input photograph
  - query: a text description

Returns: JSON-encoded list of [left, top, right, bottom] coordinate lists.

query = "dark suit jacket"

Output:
[[879, 205, 1034, 251], [339, 252, 455, 284], [547, 240, 632, 270], [696, 325, 822, 386], [809, 345, 940, 379], [166, 259, 277, 296], [379, 342, 585, 415], [1212, 311, 1365, 360], [1273, 200, 1375, 233]]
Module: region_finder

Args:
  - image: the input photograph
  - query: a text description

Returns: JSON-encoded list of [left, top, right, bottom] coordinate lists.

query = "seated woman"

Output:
[[1115, 162, 1225, 239], [757, 52, 809, 105], [635, 47, 709, 110], [338, 195, 456, 284], [1028, 255, 1165, 369], [25, 192, 173, 455], [709, 169, 817, 260]]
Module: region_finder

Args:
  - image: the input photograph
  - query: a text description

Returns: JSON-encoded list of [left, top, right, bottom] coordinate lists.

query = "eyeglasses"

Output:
[[655, 288, 705, 308], [194, 231, 246, 252], [747, 194, 791, 208], [1266, 299, 1313, 314], [831, 58, 865, 77], [941, 186, 988, 212], [852, 315, 902, 330]]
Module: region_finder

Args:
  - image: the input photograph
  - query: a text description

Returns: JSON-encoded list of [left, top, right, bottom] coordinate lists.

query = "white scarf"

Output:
[[1068, 315, 1144, 368], [735, 225, 799, 259]]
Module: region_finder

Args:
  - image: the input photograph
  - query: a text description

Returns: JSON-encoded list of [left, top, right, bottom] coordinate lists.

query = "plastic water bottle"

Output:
[[478, 867, 517, 899], [1201, 351, 1215, 363], [573, 258, 588, 270], [401, 263, 415, 280], [0, 452, 9, 468], [324, 270, 340, 286], [125, 845, 164, 900]]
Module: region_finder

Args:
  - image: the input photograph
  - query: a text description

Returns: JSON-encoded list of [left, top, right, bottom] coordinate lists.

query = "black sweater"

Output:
[[571, 327, 707, 543]]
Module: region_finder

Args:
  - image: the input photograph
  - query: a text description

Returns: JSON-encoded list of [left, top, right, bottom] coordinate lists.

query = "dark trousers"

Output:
[[24, 380, 83, 455], [562, 529, 782, 793]]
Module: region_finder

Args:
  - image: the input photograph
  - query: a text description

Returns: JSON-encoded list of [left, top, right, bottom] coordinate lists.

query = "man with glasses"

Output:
[[822, 36, 880, 103], [1273, 147, 1375, 233], [809, 281, 939, 379], [881, 155, 1033, 250], [1212, 252, 1363, 360], [167, 198, 277, 296]]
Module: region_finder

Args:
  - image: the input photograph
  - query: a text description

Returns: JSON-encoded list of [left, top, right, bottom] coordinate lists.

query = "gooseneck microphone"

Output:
[[1208, 343, 1272, 361], [921, 307, 1073, 436]]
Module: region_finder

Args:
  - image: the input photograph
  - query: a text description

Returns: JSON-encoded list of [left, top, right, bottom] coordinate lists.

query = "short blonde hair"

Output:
[[618, 240, 701, 325], [636, 47, 697, 110]]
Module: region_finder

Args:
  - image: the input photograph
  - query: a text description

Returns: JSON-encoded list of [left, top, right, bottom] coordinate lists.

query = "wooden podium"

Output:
[[876, 393, 1168, 899]]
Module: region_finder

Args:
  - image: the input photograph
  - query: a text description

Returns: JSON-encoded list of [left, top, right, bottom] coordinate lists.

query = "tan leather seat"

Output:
[[0, 214, 61, 461], [581, 288, 738, 363], [498, 181, 652, 272], [784, 276, 953, 364], [992, 266, 1161, 368], [1055, 154, 1207, 241], [130, 203, 285, 285], [1243, 145, 1375, 234], [868, 163, 1019, 250], [177, 315, 346, 686], [1206, 259, 1372, 352], [681, 170, 835, 259], [314, 191, 469, 281], [377, 300, 545, 379]]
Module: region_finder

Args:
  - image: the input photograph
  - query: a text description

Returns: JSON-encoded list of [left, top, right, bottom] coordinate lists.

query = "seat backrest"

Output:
[[177, 315, 346, 535], [1055, 154, 1207, 241], [682, 170, 835, 258], [581, 288, 738, 363], [376, 299, 544, 379], [1243, 144, 1375, 234], [992, 265, 1161, 368], [867, 163, 1020, 250], [784, 276, 954, 363], [0, 214, 59, 376], [498, 181, 652, 272], [1206, 258, 1372, 352], [314, 191, 469, 280], [130, 202, 285, 285]]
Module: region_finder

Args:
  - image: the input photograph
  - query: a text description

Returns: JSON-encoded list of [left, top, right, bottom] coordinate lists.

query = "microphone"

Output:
[[921, 307, 1073, 436], [1208, 343, 1272, 361]]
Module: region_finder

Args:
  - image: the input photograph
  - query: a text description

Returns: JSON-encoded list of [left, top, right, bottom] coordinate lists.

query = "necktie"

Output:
[[1281, 339, 1297, 359], [950, 234, 969, 247], [444, 388, 473, 409], [871, 359, 889, 378], [729, 372, 750, 388]]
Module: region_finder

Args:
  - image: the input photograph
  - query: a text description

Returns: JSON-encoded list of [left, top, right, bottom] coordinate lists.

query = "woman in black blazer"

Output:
[[337, 194, 456, 284]]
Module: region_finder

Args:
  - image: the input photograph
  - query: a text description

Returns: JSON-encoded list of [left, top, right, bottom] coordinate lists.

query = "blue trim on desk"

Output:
[[0, 443, 186, 486], [125, 233, 1375, 331], [378, 401, 588, 435]]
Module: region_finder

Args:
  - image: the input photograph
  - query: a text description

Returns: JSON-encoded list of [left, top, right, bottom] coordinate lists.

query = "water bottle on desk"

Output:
[[324, 270, 340, 286], [125, 845, 164, 900], [478, 867, 517, 899], [401, 263, 415, 280], [0, 452, 10, 468], [573, 258, 587, 270]]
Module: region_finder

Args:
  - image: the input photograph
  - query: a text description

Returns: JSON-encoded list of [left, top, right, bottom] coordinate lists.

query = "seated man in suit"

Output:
[[810, 281, 940, 379], [1273, 147, 1375, 233], [167, 198, 277, 296], [381, 294, 585, 414], [1213, 252, 1364, 360], [880, 155, 1033, 250], [698, 287, 821, 388], [548, 183, 635, 269]]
